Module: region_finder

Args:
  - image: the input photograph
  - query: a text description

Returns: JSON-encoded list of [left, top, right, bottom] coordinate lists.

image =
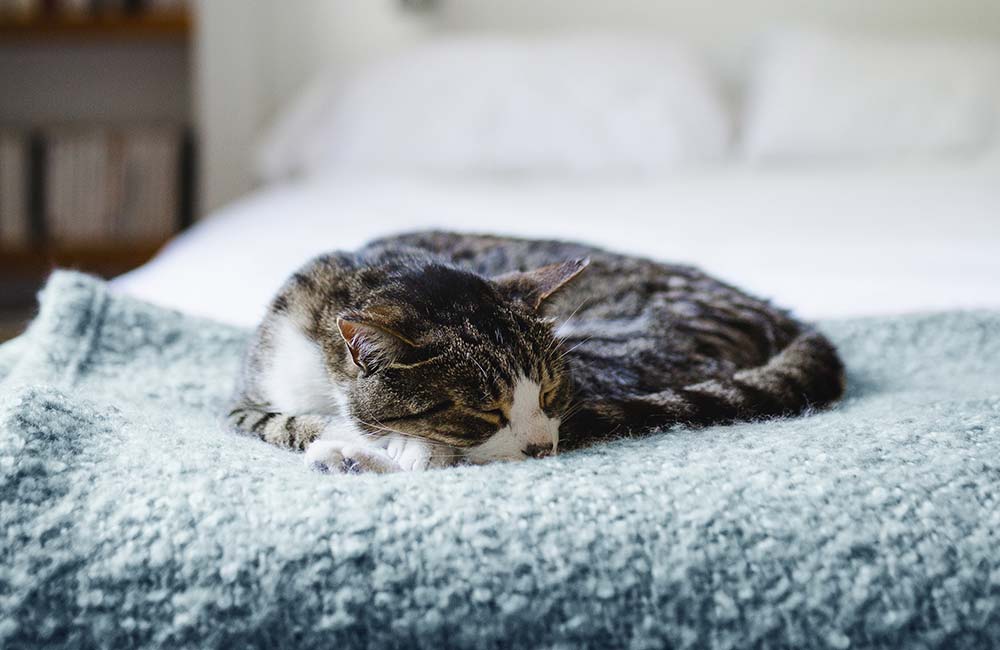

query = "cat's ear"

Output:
[[494, 258, 590, 310], [337, 316, 416, 373]]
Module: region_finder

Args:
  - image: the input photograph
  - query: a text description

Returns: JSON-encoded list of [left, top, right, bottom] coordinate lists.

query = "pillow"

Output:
[[742, 30, 1000, 162], [256, 34, 730, 180]]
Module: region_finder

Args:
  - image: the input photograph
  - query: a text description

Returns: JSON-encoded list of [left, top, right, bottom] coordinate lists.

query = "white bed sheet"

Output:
[[113, 161, 1000, 327]]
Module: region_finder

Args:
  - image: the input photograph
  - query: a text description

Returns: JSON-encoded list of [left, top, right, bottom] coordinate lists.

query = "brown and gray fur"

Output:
[[228, 231, 844, 473]]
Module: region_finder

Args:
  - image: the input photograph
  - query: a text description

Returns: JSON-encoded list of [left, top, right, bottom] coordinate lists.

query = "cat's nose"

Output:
[[524, 444, 554, 459]]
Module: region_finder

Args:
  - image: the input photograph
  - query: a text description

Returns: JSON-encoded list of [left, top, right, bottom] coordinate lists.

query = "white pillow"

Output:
[[743, 30, 1000, 162], [257, 34, 730, 180]]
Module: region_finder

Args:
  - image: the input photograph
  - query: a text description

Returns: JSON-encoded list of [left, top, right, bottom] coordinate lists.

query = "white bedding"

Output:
[[114, 161, 1000, 327]]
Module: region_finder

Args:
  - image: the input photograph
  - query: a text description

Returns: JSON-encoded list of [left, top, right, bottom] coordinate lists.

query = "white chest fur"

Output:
[[261, 316, 422, 467], [260, 317, 338, 415]]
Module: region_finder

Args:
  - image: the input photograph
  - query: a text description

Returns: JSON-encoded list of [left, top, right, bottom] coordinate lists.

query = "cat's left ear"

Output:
[[494, 258, 590, 310], [337, 316, 417, 374]]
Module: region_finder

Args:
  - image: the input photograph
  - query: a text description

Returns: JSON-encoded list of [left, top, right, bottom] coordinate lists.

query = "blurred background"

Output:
[[0, 0, 192, 339], [1, 0, 999, 340]]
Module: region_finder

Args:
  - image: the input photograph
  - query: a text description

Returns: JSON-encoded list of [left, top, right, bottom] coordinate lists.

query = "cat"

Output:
[[228, 231, 844, 474]]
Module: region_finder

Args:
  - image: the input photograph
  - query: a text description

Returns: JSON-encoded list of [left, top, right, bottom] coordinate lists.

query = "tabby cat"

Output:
[[228, 231, 844, 473]]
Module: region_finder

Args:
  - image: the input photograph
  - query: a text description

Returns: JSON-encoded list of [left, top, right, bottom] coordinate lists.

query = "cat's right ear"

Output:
[[494, 258, 590, 310], [337, 316, 416, 374]]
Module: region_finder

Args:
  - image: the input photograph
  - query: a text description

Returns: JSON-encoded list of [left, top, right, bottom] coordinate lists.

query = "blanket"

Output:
[[1, 271, 999, 649]]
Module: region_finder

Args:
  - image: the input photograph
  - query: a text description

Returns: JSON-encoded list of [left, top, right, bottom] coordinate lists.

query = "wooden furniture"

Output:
[[0, 6, 194, 341], [0, 243, 166, 277], [0, 10, 190, 42]]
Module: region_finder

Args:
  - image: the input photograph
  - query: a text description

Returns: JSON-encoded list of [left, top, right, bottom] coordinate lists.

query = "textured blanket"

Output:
[[1, 271, 999, 649]]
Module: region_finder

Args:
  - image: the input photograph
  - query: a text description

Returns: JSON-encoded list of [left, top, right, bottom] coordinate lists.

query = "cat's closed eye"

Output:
[[477, 408, 508, 427], [380, 400, 454, 424], [411, 401, 454, 419]]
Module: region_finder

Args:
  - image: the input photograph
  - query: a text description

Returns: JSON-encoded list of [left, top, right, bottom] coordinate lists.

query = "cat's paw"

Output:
[[303, 439, 350, 474], [303, 439, 401, 474], [384, 436, 433, 472]]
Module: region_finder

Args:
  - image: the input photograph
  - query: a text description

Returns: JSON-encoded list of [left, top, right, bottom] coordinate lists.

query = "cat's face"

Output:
[[336, 259, 587, 462]]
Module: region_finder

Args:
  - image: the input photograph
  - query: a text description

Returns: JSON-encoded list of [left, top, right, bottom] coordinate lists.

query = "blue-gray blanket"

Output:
[[1, 271, 999, 649]]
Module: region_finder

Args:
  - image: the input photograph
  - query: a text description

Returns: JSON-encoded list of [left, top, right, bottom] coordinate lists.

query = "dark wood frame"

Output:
[[1, 9, 195, 280], [0, 10, 190, 42]]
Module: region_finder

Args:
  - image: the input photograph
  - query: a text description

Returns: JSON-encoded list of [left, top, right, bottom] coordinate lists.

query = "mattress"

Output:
[[113, 160, 1000, 326]]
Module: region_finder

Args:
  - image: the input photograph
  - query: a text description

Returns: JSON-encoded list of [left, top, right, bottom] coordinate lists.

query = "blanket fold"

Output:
[[1, 271, 999, 649]]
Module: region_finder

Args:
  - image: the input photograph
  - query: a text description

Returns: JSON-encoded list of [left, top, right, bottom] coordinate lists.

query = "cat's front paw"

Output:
[[384, 436, 433, 472], [303, 440, 401, 475], [303, 439, 349, 474]]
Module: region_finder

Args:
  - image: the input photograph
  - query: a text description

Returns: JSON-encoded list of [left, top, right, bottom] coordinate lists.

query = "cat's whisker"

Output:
[[469, 356, 492, 385], [356, 418, 433, 440], [540, 297, 589, 362], [360, 424, 453, 447], [355, 416, 462, 450], [559, 397, 590, 422], [549, 336, 594, 364], [551, 297, 590, 341], [543, 331, 568, 358]]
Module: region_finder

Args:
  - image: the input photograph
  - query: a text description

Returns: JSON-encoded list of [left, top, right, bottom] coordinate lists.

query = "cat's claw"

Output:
[[310, 461, 333, 474], [303, 439, 402, 474], [303, 439, 346, 473], [341, 457, 362, 474]]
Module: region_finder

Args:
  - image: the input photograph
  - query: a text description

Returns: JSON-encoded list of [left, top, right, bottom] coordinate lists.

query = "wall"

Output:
[[192, 0, 428, 213], [434, 0, 1000, 38], [432, 0, 1000, 78], [192, 0, 1000, 214]]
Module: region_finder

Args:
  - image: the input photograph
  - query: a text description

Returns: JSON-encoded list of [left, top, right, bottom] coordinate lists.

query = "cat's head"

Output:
[[336, 258, 588, 463]]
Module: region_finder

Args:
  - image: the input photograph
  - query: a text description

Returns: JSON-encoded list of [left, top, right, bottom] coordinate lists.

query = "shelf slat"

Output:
[[0, 243, 166, 277], [0, 11, 191, 43]]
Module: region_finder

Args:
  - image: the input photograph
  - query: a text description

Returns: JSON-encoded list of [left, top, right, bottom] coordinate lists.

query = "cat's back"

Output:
[[365, 230, 806, 382], [365, 230, 654, 279], [364, 230, 787, 324], [362, 230, 700, 317]]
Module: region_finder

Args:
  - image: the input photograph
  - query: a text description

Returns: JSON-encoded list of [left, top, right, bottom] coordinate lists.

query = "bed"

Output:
[[5, 12, 1000, 649], [113, 159, 1000, 325]]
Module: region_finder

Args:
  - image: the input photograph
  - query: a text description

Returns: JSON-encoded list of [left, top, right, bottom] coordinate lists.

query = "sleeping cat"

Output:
[[228, 231, 844, 473]]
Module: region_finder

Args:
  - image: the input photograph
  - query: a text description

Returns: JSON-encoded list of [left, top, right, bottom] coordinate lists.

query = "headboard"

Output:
[[433, 0, 1000, 72], [193, 0, 1000, 213]]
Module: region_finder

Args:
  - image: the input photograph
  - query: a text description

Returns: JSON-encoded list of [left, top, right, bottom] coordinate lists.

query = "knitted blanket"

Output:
[[1, 271, 998, 649]]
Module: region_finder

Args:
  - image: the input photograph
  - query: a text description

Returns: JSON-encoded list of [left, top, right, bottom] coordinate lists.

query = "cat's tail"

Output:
[[588, 329, 845, 433]]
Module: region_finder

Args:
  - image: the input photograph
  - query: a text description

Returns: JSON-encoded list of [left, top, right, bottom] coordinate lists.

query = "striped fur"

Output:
[[560, 330, 844, 448], [226, 406, 329, 451], [228, 231, 845, 469]]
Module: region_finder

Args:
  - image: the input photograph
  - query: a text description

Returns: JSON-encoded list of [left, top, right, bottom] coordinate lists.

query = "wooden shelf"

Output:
[[0, 242, 166, 277], [0, 11, 191, 43], [0, 305, 33, 342]]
